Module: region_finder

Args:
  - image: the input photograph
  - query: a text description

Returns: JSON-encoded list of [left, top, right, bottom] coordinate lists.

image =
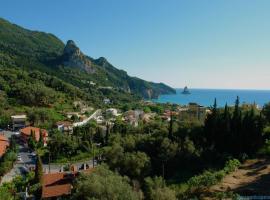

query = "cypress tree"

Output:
[[28, 130, 37, 149], [35, 155, 43, 184], [231, 96, 242, 155], [105, 123, 110, 145], [168, 111, 174, 141], [38, 129, 44, 147], [218, 103, 231, 152], [204, 98, 218, 148]]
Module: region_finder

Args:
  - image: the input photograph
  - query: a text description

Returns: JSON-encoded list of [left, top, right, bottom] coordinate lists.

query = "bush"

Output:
[[187, 170, 224, 193], [0, 150, 17, 176], [258, 139, 270, 155], [186, 159, 240, 195], [223, 159, 241, 174], [144, 176, 177, 200]]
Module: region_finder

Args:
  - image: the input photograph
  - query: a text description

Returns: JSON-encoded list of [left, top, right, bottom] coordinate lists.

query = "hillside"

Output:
[[0, 18, 175, 99], [208, 158, 270, 197]]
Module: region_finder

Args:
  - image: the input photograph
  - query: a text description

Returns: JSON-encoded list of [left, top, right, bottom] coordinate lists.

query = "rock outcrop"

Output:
[[62, 40, 95, 73]]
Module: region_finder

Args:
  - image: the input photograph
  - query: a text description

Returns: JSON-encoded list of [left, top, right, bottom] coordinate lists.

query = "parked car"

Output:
[[29, 152, 36, 157], [20, 166, 29, 174], [14, 132, 20, 135]]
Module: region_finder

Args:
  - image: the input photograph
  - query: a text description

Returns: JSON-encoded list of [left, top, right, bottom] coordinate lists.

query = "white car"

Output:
[[30, 152, 36, 157]]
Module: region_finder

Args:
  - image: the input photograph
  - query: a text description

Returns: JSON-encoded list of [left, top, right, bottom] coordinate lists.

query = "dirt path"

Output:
[[210, 158, 270, 195]]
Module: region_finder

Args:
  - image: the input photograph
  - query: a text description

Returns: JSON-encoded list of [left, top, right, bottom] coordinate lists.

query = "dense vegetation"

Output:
[[37, 97, 270, 199], [0, 17, 175, 100], [0, 137, 17, 177], [0, 17, 175, 129], [1, 17, 270, 199]]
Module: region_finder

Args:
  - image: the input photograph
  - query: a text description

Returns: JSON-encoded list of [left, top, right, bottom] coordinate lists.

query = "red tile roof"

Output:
[[41, 168, 94, 198], [0, 134, 9, 157], [20, 126, 48, 142], [42, 184, 72, 198], [42, 172, 73, 198]]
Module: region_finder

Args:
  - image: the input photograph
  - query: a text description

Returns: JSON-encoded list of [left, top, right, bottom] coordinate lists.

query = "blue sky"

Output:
[[1, 0, 270, 89]]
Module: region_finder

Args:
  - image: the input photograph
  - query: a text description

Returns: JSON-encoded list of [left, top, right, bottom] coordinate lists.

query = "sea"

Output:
[[153, 88, 270, 108]]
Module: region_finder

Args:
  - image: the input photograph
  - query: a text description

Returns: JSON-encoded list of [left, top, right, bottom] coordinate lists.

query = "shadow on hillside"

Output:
[[233, 165, 270, 195]]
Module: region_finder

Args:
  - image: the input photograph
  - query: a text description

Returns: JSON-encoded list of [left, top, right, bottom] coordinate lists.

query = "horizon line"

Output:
[[173, 87, 270, 91]]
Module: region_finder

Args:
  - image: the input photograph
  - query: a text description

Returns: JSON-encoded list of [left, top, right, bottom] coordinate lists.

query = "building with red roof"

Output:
[[20, 126, 48, 146], [41, 168, 94, 199]]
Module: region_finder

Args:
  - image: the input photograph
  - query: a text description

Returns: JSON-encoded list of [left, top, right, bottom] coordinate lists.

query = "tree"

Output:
[[105, 122, 110, 146], [217, 103, 231, 152], [0, 186, 13, 200], [103, 143, 124, 169], [262, 102, 270, 124], [121, 152, 151, 179], [157, 138, 178, 178], [28, 130, 37, 150], [231, 96, 243, 155], [38, 129, 44, 148], [168, 111, 174, 141], [71, 165, 142, 200], [34, 155, 43, 184], [204, 98, 219, 148], [144, 176, 176, 200]]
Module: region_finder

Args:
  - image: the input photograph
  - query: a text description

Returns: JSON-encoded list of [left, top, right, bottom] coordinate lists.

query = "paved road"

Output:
[[0, 144, 35, 185], [73, 109, 102, 127], [0, 130, 96, 185]]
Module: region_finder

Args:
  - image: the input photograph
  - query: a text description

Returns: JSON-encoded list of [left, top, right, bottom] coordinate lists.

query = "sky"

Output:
[[1, 0, 270, 89]]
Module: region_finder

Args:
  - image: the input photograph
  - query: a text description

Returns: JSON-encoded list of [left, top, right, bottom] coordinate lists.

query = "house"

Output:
[[20, 126, 48, 146], [103, 98, 111, 104], [178, 103, 207, 122], [41, 168, 94, 199], [0, 134, 9, 157], [141, 113, 155, 123], [124, 110, 144, 127], [96, 116, 104, 124], [11, 114, 27, 130], [41, 172, 74, 199], [106, 108, 119, 117], [56, 121, 73, 134], [66, 112, 80, 119], [162, 110, 179, 121]]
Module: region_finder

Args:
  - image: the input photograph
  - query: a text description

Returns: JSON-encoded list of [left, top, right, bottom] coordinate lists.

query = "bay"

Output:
[[153, 88, 270, 107]]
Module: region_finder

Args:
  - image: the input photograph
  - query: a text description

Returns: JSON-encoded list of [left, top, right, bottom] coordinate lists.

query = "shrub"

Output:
[[186, 159, 240, 195], [223, 159, 241, 174]]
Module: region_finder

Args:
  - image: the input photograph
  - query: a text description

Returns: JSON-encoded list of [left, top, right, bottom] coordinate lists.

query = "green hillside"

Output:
[[0, 17, 175, 100]]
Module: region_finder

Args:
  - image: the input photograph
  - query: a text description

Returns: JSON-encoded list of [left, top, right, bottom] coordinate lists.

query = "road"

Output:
[[73, 109, 101, 127], [0, 130, 96, 184], [0, 143, 36, 185]]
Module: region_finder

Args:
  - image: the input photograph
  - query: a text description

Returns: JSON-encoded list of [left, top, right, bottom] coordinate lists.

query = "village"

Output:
[[0, 100, 210, 199]]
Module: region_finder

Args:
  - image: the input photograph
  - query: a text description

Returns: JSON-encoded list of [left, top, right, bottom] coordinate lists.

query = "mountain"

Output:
[[0, 18, 175, 100]]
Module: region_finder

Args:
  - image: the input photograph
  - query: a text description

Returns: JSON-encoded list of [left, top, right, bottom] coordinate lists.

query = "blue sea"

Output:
[[153, 89, 270, 107]]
